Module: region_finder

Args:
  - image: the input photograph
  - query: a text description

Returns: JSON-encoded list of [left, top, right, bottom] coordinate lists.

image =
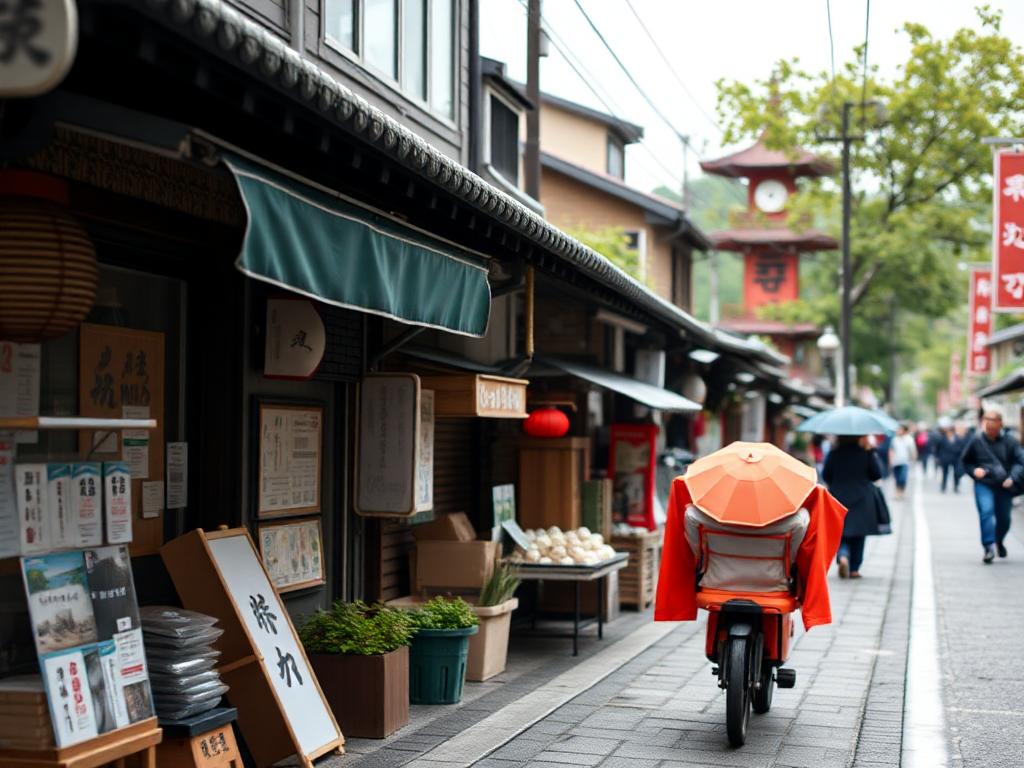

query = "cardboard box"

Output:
[[415, 540, 499, 591], [412, 512, 476, 543]]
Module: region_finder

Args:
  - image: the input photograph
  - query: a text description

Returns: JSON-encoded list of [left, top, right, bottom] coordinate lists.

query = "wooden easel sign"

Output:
[[161, 528, 342, 767]]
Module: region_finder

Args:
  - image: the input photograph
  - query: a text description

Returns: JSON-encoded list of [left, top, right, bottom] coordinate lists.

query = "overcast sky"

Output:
[[480, 0, 1024, 199]]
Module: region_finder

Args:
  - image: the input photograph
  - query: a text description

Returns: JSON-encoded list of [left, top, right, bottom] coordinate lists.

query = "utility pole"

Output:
[[524, 0, 541, 200], [840, 101, 853, 405]]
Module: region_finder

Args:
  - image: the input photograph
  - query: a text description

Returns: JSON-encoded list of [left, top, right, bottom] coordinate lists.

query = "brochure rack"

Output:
[[0, 716, 160, 768]]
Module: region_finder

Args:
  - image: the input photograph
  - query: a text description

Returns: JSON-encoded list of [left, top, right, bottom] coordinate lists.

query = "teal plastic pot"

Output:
[[408, 626, 479, 704]]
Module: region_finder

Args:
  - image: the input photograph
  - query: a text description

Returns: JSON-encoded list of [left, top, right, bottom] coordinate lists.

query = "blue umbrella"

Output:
[[796, 405, 897, 436], [870, 409, 900, 433]]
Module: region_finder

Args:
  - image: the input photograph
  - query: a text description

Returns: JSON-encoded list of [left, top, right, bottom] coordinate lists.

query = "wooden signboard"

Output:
[[356, 374, 432, 518], [161, 528, 343, 768], [258, 517, 325, 593], [257, 404, 322, 519], [419, 374, 528, 418], [78, 324, 165, 557]]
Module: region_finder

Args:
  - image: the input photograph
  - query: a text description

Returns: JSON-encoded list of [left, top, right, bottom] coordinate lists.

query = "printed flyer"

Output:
[[22, 548, 153, 748]]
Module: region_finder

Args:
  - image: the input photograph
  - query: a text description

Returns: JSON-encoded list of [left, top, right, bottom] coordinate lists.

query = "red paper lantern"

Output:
[[523, 407, 569, 438]]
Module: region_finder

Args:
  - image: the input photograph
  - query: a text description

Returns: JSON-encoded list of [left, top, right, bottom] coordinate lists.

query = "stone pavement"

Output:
[[925, 470, 1024, 768]]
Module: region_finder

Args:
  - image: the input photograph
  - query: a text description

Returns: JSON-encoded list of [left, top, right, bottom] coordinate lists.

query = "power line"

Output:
[[621, 0, 723, 137], [568, 0, 747, 207]]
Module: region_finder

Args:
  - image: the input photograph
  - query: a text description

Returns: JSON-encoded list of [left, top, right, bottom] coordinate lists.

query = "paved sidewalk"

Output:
[[925, 473, 1024, 768], [408, 492, 912, 768]]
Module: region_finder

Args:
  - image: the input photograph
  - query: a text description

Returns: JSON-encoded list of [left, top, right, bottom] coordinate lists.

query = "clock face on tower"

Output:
[[753, 179, 789, 213]]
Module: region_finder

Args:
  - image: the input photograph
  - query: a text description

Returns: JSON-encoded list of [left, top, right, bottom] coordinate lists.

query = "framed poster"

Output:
[[257, 403, 323, 519], [356, 374, 432, 517], [161, 528, 343, 767], [608, 423, 659, 531], [258, 517, 325, 593], [78, 324, 164, 556]]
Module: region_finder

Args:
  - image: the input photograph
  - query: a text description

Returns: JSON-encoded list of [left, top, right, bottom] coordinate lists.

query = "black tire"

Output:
[[725, 637, 751, 747], [752, 668, 774, 714]]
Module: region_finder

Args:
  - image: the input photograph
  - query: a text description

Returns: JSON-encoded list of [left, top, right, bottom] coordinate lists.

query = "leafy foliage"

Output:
[[564, 226, 646, 284], [299, 601, 415, 656], [713, 9, 1024, 409], [406, 597, 479, 630], [478, 563, 520, 607]]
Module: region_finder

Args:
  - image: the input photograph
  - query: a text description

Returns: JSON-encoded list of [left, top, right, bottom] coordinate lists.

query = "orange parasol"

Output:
[[683, 441, 817, 527]]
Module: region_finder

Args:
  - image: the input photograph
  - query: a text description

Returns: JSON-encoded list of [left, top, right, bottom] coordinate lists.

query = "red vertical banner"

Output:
[[967, 267, 993, 376], [993, 149, 1024, 311]]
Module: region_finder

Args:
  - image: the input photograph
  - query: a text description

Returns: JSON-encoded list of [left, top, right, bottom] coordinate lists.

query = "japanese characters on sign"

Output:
[[992, 150, 1024, 311], [0, 0, 78, 98], [743, 251, 799, 309], [967, 267, 993, 376]]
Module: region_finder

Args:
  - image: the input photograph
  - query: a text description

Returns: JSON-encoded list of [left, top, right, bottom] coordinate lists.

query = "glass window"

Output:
[[429, 0, 454, 118], [364, 0, 397, 80], [402, 0, 427, 101], [607, 135, 624, 178], [325, 0, 357, 51], [489, 94, 519, 183]]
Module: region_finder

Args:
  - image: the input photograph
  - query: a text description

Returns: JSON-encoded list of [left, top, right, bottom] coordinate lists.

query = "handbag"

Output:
[[872, 485, 892, 535], [971, 434, 1024, 495]]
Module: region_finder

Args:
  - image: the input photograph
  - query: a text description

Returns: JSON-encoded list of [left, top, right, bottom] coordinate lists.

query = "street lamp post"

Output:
[[817, 325, 843, 407]]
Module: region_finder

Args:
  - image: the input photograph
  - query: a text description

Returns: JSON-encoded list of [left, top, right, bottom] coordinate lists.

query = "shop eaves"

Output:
[[120, 0, 784, 368]]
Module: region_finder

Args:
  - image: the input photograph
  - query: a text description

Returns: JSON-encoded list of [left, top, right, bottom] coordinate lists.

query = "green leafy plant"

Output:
[[299, 601, 416, 656], [478, 563, 520, 608], [407, 597, 479, 630]]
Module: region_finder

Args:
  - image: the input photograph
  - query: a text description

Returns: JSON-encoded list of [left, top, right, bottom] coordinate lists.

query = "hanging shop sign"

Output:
[[161, 528, 343, 767], [967, 266, 993, 376], [993, 149, 1024, 311], [264, 299, 326, 380], [0, 0, 78, 98], [256, 403, 322, 519], [418, 374, 528, 418], [355, 374, 433, 517]]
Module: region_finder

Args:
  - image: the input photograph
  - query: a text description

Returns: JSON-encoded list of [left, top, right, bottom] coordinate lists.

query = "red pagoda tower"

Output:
[[700, 136, 837, 378]]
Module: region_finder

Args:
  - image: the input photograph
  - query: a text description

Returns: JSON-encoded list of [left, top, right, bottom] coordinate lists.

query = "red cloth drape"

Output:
[[654, 477, 847, 630]]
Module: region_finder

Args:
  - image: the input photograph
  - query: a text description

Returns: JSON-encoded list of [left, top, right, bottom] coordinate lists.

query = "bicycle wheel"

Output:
[[752, 667, 774, 714], [725, 636, 751, 747]]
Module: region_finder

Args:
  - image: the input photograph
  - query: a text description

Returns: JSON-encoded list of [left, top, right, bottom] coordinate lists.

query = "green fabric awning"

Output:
[[226, 155, 491, 337]]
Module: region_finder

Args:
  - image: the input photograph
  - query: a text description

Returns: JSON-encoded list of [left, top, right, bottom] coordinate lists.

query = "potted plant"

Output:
[[467, 563, 520, 681], [405, 597, 479, 704], [299, 601, 415, 738]]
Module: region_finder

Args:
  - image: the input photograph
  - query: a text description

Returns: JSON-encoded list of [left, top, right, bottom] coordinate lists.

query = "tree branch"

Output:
[[850, 261, 883, 308]]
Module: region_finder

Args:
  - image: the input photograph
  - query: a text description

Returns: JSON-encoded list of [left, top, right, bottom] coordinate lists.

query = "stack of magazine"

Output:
[[20, 546, 155, 748], [141, 607, 228, 721], [0, 676, 52, 750]]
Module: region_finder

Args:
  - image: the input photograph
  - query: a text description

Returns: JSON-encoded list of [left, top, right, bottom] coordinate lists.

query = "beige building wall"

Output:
[[539, 105, 612, 176], [540, 167, 674, 302]]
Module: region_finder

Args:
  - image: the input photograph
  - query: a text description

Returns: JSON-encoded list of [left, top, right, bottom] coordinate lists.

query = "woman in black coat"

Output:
[[822, 435, 889, 578]]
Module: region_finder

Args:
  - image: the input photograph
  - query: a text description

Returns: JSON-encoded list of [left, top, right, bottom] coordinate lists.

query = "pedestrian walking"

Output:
[[953, 422, 970, 491], [822, 435, 890, 578], [915, 423, 932, 473], [935, 422, 963, 493], [960, 410, 1024, 563], [888, 423, 917, 499]]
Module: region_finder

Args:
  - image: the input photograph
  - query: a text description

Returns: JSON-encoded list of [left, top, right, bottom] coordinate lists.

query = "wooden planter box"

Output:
[[612, 531, 662, 610], [310, 646, 409, 739]]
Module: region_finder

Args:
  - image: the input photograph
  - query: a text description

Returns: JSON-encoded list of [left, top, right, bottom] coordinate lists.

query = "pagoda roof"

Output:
[[711, 227, 838, 252], [701, 135, 834, 179]]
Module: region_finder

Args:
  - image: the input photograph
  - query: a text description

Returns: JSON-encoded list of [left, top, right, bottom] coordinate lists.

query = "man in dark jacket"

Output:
[[960, 410, 1024, 563]]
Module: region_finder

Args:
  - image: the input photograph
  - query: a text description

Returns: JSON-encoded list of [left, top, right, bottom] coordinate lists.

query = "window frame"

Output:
[[606, 133, 625, 178], [322, 0, 457, 124], [483, 85, 523, 187], [622, 227, 647, 281]]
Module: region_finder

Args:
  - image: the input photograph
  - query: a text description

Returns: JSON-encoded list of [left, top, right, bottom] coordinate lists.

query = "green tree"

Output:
[[714, 9, 1024, 407], [565, 226, 645, 284], [26, 569, 48, 593]]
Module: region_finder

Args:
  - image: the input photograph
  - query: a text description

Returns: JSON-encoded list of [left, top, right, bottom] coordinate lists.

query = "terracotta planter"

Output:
[[466, 597, 518, 681], [310, 646, 409, 739]]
